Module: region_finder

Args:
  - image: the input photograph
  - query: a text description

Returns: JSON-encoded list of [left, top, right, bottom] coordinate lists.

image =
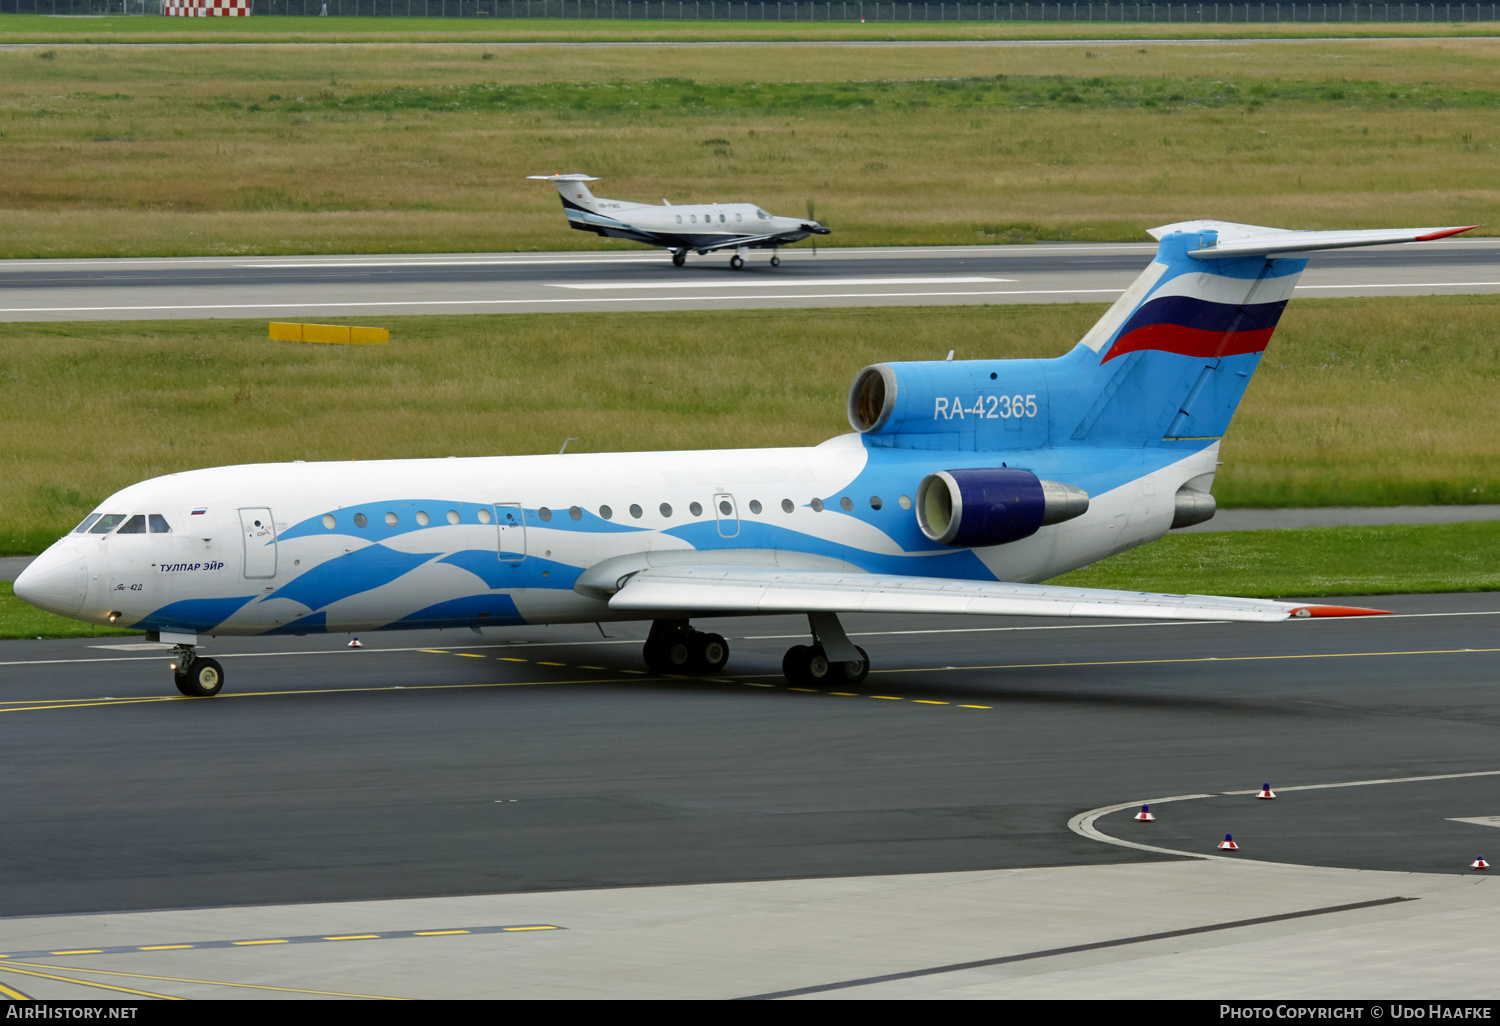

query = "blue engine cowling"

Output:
[[916, 468, 1090, 547]]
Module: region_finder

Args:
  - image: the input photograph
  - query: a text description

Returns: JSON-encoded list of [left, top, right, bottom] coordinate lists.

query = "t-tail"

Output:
[[848, 220, 1476, 456], [527, 172, 604, 216]]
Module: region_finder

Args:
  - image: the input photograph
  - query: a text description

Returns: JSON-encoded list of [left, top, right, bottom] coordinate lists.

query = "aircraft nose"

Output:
[[13, 544, 89, 618]]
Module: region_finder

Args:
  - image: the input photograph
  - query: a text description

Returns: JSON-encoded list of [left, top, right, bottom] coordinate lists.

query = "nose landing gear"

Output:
[[671, 249, 687, 267], [171, 645, 224, 697], [642, 620, 730, 675]]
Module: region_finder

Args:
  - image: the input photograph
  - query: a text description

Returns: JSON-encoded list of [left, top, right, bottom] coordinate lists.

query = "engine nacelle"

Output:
[[847, 360, 1051, 450], [916, 468, 1090, 547]]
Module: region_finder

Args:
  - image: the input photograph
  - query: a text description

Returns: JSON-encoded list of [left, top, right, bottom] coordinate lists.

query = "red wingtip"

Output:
[[1414, 225, 1480, 242], [1289, 605, 1394, 618]]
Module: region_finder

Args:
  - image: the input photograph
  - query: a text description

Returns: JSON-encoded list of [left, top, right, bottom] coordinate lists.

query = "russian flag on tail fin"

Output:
[[1067, 220, 1476, 445]]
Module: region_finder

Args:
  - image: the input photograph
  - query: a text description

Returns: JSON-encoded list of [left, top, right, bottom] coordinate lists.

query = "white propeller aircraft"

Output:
[[16, 220, 1474, 697], [528, 173, 831, 268]]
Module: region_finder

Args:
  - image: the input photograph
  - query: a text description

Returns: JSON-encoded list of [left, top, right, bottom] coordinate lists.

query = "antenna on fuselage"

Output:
[[945, 350, 955, 361], [559, 437, 579, 454]]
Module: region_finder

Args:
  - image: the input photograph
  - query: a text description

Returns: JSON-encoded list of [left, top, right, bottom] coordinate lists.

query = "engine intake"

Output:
[[916, 468, 1090, 547]]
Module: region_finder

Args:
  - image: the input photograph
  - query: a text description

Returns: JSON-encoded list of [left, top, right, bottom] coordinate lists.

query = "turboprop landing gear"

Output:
[[782, 612, 869, 686], [171, 646, 224, 697], [671, 249, 687, 267], [642, 620, 730, 675], [769, 253, 781, 267], [729, 255, 745, 270]]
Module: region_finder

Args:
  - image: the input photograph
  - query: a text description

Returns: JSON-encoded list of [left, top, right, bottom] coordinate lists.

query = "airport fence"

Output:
[[8, 0, 1500, 20]]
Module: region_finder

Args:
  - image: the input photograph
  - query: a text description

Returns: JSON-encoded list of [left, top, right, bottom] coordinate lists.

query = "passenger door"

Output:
[[495, 503, 526, 563], [238, 508, 278, 579]]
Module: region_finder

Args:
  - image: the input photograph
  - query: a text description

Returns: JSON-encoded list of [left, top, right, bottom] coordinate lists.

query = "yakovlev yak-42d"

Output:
[[528, 172, 830, 268], [16, 220, 1475, 697]]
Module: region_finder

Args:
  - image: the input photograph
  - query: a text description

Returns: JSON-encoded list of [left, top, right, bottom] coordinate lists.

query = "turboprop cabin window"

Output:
[[73, 514, 102, 534], [117, 515, 147, 534], [90, 513, 128, 533], [676, 215, 683, 224], [149, 514, 172, 533]]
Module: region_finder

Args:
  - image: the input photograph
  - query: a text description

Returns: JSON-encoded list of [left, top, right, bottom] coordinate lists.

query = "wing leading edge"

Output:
[[606, 565, 1389, 622]]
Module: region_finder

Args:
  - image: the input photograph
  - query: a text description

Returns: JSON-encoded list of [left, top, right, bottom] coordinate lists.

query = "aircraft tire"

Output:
[[729, 255, 745, 270], [175, 658, 224, 697], [839, 647, 871, 685], [696, 633, 730, 673], [801, 645, 832, 683], [642, 639, 671, 674], [672, 251, 686, 267], [782, 644, 810, 684], [770, 255, 781, 267]]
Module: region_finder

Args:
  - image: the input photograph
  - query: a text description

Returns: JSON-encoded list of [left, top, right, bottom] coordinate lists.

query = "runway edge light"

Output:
[[1134, 805, 1155, 822], [1218, 834, 1239, 851], [1257, 783, 1277, 800], [348, 637, 362, 648], [1473, 857, 1490, 871]]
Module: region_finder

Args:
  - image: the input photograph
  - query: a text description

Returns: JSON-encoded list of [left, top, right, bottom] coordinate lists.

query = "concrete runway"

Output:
[[3, 237, 1498, 321], [0, 593, 1496, 997]]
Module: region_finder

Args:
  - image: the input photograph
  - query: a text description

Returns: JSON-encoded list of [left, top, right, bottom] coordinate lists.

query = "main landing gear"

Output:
[[782, 611, 869, 686], [642, 619, 730, 675], [639, 612, 870, 686], [671, 249, 687, 267], [171, 645, 224, 697]]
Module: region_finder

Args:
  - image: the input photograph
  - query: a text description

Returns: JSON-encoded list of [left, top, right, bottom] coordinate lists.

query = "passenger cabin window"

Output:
[[148, 514, 172, 533], [90, 513, 128, 533], [735, 213, 743, 222], [676, 215, 683, 224], [719, 214, 726, 223], [117, 515, 147, 534], [690, 215, 697, 224], [73, 514, 102, 534]]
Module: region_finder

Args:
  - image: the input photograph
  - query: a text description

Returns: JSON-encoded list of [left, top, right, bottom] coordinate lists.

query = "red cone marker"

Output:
[[1473, 857, 1490, 871], [1134, 805, 1155, 823], [1217, 833, 1239, 851], [1257, 783, 1276, 800]]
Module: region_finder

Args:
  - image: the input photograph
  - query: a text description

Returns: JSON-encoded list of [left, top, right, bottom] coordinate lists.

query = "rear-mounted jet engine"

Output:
[[916, 468, 1090, 547]]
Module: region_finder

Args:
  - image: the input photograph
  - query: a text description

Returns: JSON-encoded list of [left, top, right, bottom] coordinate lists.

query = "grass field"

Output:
[[5, 13, 1500, 44], [2, 37, 1497, 255], [4, 521, 1494, 639], [1, 294, 1495, 554]]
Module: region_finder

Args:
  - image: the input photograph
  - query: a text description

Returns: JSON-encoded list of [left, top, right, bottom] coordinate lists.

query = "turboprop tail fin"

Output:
[[526, 173, 603, 212], [1065, 220, 1476, 444]]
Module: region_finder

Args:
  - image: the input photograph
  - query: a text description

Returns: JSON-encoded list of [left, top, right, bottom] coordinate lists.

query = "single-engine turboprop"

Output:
[[527, 172, 830, 268], [17, 220, 1473, 697]]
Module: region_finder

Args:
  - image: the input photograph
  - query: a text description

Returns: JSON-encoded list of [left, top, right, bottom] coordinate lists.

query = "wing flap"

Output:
[[606, 565, 1389, 622]]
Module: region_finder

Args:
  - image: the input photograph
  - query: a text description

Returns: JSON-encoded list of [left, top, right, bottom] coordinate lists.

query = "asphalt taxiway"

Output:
[[3, 238, 1497, 321], [0, 593, 1496, 997]]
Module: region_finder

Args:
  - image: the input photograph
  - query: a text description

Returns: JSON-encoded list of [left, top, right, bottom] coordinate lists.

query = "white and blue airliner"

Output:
[[15, 220, 1473, 697]]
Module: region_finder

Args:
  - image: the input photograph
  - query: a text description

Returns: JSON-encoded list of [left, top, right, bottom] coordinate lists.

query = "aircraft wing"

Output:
[[693, 231, 803, 252], [605, 565, 1388, 622]]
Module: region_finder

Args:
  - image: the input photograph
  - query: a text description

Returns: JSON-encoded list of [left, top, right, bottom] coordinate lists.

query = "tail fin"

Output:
[[1067, 220, 1475, 444], [526, 173, 602, 213]]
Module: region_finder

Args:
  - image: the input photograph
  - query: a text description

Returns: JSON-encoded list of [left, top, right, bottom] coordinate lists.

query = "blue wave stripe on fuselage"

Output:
[[389, 593, 526, 630], [264, 611, 328, 636], [664, 519, 995, 580], [437, 549, 584, 590], [264, 544, 440, 611], [130, 595, 258, 634]]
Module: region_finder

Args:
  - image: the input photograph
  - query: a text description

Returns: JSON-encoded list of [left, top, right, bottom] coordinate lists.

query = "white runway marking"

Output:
[[1070, 768, 1500, 865], [550, 276, 1015, 290], [239, 257, 666, 268], [7, 281, 1498, 317]]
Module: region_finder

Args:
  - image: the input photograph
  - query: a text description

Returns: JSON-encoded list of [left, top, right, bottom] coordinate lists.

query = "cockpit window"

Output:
[[116, 514, 147, 534], [756, 208, 772, 220], [89, 513, 128, 534], [73, 514, 103, 534], [149, 514, 172, 534]]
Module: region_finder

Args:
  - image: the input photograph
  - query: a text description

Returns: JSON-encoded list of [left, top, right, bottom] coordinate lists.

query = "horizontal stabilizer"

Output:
[[607, 565, 1390, 623], [526, 173, 602, 182], [1149, 220, 1477, 260]]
